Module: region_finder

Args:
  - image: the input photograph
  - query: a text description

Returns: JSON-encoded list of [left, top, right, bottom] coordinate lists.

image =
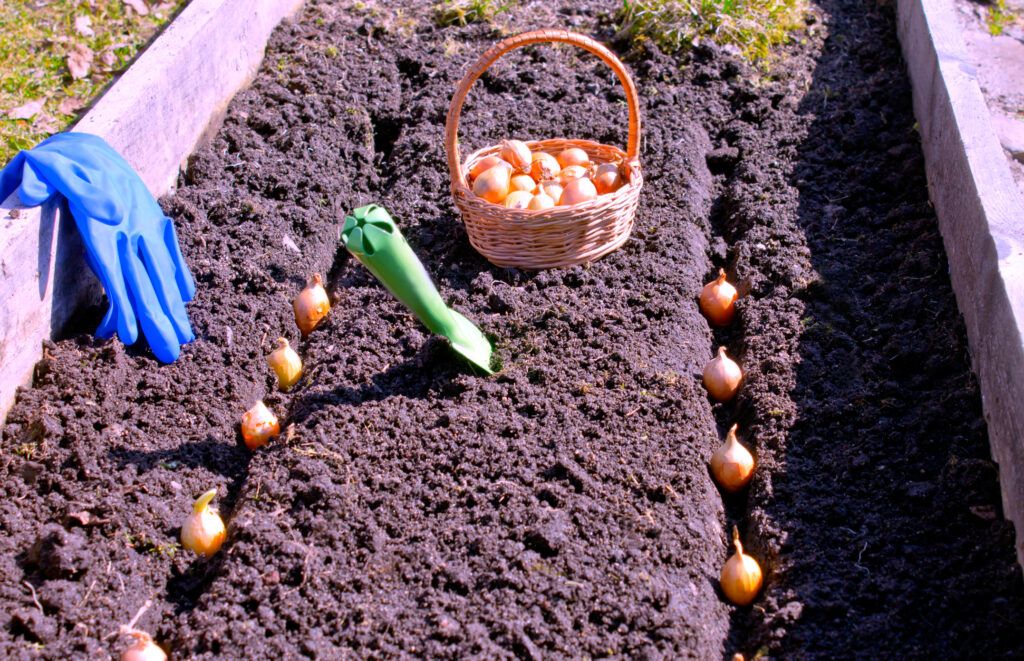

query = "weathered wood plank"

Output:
[[0, 0, 304, 425], [897, 0, 1024, 570]]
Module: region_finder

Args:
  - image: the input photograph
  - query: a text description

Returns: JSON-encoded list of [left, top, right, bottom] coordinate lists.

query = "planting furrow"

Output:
[[696, 0, 1024, 656]]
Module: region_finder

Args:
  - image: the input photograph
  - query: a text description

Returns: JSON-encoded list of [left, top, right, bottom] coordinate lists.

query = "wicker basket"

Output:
[[445, 29, 643, 270]]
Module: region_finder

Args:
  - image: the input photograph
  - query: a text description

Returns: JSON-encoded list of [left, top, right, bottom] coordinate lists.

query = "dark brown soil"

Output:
[[1, 0, 1022, 659]]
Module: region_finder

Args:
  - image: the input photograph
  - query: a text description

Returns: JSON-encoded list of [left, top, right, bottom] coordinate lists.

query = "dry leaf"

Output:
[[67, 43, 94, 79], [74, 15, 94, 37], [7, 99, 45, 120], [58, 96, 85, 115], [99, 48, 117, 68], [33, 113, 60, 133], [123, 0, 149, 16]]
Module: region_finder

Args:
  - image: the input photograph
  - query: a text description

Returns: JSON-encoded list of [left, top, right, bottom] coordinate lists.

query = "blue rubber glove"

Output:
[[0, 132, 196, 362]]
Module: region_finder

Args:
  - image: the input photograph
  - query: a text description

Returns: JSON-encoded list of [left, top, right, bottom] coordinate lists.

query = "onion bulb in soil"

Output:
[[500, 139, 532, 172], [703, 346, 742, 401], [120, 633, 166, 661], [510, 174, 537, 192], [473, 162, 511, 203], [720, 526, 763, 606], [558, 164, 589, 185], [710, 424, 755, 492], [700, 269, 738, 326], [530, 152, 560, 181], [594, 162, 624, 194], [268, 337, 302, 391], [559, 177, 598, 206], [528, 190, 555, 210], [468, 155, 506, 181], [503, 190, 533, 209], [556, 147, 590, 168], [241, 400, 280, 450], [293, 273, 331, 336], [180, 489, 226, 557]]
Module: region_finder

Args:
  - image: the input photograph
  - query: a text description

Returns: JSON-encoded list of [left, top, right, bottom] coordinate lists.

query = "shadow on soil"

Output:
[[285, 340, 466, 427], [724, 0, 1024, 657]]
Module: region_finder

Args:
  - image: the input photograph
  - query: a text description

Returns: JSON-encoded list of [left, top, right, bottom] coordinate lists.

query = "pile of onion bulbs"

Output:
[[468, 140, 625, 210]]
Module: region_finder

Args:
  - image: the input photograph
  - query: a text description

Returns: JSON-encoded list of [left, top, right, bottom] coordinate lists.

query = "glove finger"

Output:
[[161, 216, 197, 301], [77, 233, 135, 343], [86, 248, 120, 339], [96, 234, 139, 344], [139, 234, 195, 345], [120, 234, 181, 363]]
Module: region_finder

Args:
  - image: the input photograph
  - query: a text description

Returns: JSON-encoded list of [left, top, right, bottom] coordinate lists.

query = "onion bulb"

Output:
[[500, 139, 532, 172], [528, 191, 555, 210], [293, 273, 331, 336], [594, 162, 624, 194], [720, 526, 763, 606], [558, 164, 589, 185], [510, 174, 537, 192], [473, 163, 511, 203], [703, 347, 742, 401], [710, 424, 755, 492], [268, 337, 302, 391], [530, 152, 560, 181], [468, 155, 507, 182], [503, 190, 533, 209], [700, 269, 738, 326], [241, 400, 280, 450], [538, 181, 563, 202], [556, 147, 590, 169], [120, 633, 167, 661], [180, 489, 226, 557], [559, 177, 598, 206]]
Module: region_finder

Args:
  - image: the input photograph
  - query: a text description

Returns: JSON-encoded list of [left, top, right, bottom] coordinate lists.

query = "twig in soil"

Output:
[[76, 579, 97, 609], [23, 581, 43, 615], [855, 541, 870, 573], [106, 598, 153, 640], [283, 545, 315, 595]]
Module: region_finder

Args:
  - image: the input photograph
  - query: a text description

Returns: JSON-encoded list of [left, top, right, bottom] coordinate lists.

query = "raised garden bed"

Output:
[[1, 0, 1022, 658]]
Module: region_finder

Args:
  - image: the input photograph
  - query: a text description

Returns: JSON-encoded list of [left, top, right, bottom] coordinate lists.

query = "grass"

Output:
[[616, 0, 808, 63], [433, 0, 515, 27], [0, 0, 187, 165], [986, 0, 1016, 36]]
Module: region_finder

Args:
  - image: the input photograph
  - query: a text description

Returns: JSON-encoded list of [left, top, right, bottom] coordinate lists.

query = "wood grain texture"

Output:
[[897, 0, 1024, 570], [0, 0, 304, 425]]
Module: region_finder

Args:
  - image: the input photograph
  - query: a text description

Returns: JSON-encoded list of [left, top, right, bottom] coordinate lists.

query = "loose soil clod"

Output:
[[0, 0, 1022, 658]]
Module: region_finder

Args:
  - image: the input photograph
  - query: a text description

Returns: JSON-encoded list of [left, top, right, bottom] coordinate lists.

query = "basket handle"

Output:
[[445, 29, 642, 187]]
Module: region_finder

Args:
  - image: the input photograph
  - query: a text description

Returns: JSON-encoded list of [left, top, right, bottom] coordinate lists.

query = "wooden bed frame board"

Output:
[[897, 0, 1024, 571]]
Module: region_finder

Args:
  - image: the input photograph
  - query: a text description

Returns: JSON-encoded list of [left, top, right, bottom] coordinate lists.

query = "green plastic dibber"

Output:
[[342, 204, 495, 374]]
